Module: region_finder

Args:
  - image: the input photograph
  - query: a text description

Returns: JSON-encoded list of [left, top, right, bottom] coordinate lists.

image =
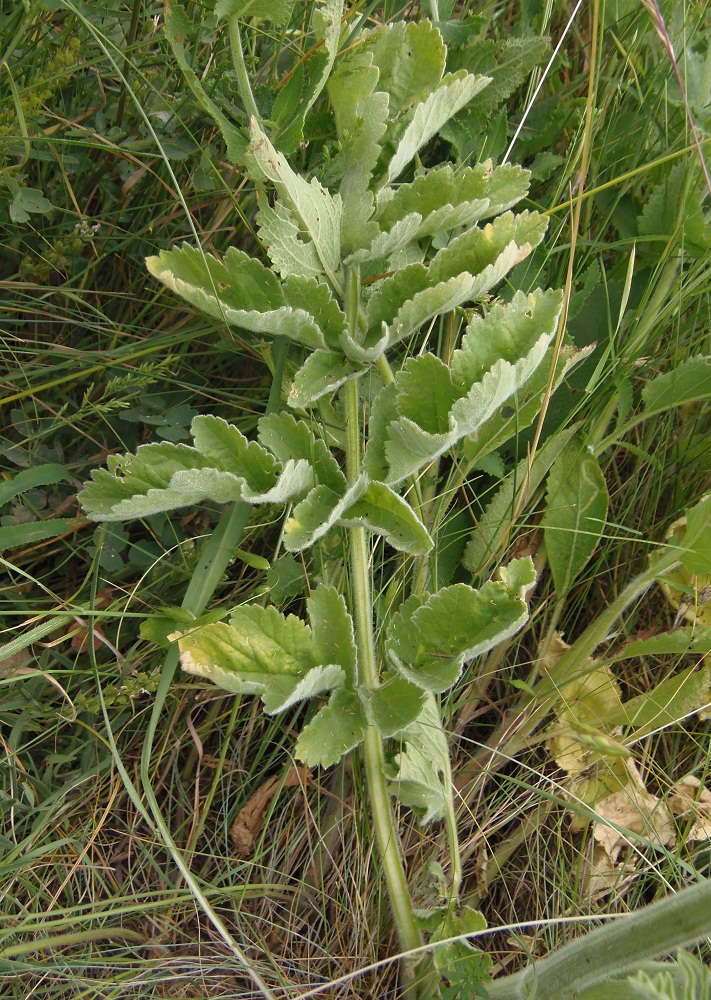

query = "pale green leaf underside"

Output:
[[284, 475, 432, 555], [376, 161, 530, 232], [388, 694, 450, 823], [258, 411, 345, 492], [386, 71, 491, 183], [289, 350, 365, 407], [246, 119, 342, 285], [542, 440, 609, 596], [79, 415, 313, 521], [146, 244, 329, 349]]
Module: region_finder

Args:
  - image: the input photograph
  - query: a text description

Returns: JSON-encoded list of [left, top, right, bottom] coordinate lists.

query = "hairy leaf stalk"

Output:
[[343, 267, 424, 975]]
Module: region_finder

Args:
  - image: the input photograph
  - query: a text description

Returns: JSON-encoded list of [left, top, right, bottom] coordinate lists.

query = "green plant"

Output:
[[75, 7, 711, 999]]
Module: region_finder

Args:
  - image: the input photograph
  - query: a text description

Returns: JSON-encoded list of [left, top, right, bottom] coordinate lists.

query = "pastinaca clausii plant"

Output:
[[79, 11, 711, 998]]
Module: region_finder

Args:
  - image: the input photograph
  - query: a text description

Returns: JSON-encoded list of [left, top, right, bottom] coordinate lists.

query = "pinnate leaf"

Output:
[[246, 119, 342, 285], [177, 587, 353, 714], [79, 415, 311, 521]]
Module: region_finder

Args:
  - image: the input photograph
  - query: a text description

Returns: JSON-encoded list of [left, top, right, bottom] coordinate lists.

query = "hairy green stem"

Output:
[[343, 266, 423, 980], [486, 878, 711, 1000], [228, 14, 261, 122]]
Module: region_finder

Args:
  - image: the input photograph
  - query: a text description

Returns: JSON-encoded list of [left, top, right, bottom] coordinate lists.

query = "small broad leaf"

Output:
[[308, 586, 357, 685], [9, 186, 52, 223], [360, 674, 426, 737], [246, 118, 342, 287], [641, 356, 711, 419], [258, 411, 345, 493], [146, 245, 328, 349], [396, 354, 458, 435], [542, 439, 609, 596], [388, 694, 450, 823], [385, 71, 491, 184], [368, 19, 446, 114], [387, 558, 535, 691], [340, 480, 433, 555], [288, 350, 364, 407], [296, 688, 367, 766]]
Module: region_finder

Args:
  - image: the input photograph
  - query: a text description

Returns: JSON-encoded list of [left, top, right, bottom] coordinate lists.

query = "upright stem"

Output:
[[228, 14, 260, 122], [343, 267, 423, 976]]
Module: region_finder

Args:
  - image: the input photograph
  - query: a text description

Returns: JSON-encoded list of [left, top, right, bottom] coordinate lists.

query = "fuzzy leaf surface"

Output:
[[542, 440, 609, 596], [296, 689, 367, 766], [340, 480, 433, 555], [388, 694, 450, 823], [146, 244, 327, 349], [246, 119, 342, 284], [258, 412, 345, 493], [368, 20, 446, 114], [177, 591, 349, 714], [428, 211, 547, 285], [307, 586, 357, 686], [386, 558, 535, 691], [283, 477, 367, 551], [79, 415, 312, 521], [376, 161, 530, 235], [289, 350, 364, 407], [361, 674, 427, 737], [386, 71, 491, 183]]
